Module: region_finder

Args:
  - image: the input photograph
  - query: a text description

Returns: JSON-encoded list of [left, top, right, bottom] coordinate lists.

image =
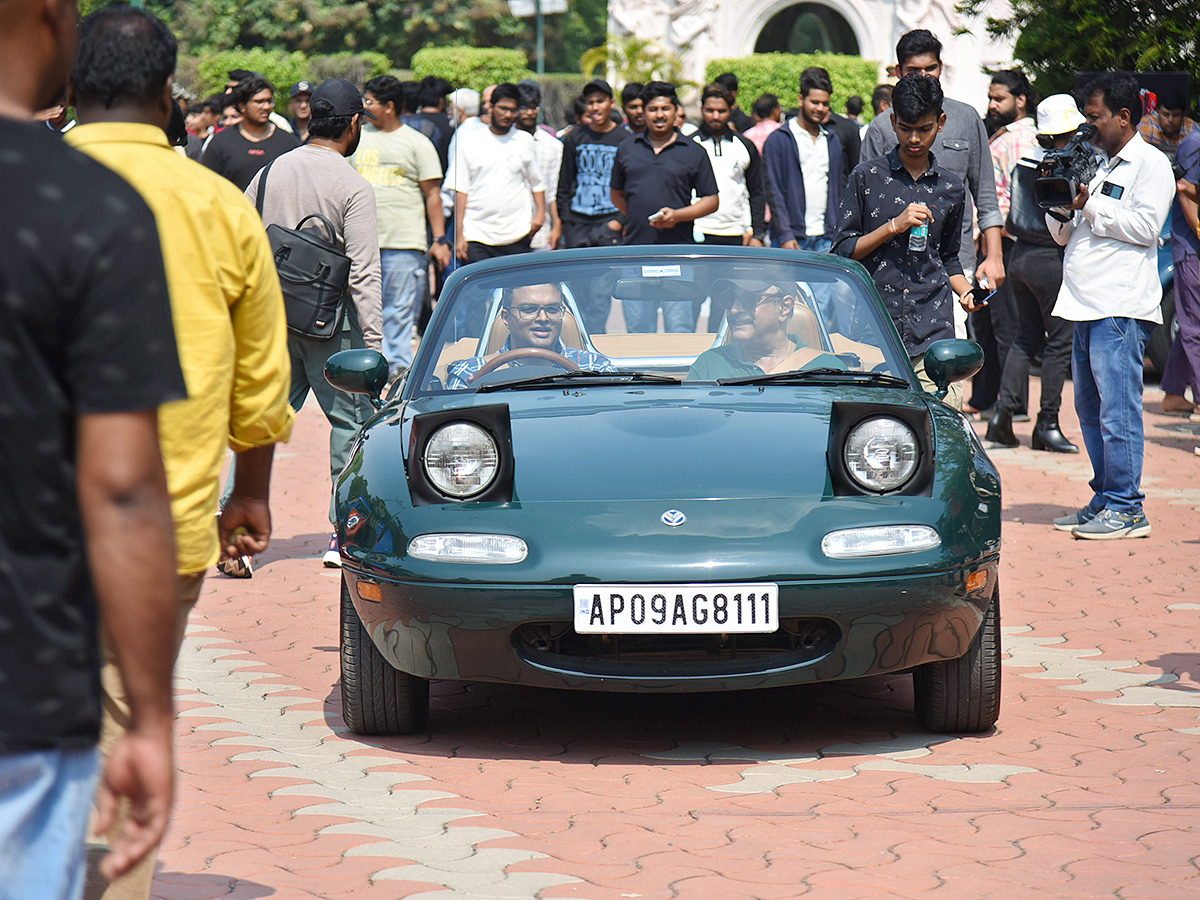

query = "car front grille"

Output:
[[514, 618, 838, 678]]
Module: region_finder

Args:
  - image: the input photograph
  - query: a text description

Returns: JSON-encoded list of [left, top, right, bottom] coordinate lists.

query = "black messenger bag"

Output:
[[255, 160, 352, 339]]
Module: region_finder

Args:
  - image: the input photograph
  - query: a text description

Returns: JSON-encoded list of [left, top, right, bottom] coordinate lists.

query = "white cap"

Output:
[[1037, 94, 1085, 136]]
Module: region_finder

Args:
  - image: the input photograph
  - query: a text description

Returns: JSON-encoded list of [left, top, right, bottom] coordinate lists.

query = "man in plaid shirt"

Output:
[[446, 283, 615, 389]]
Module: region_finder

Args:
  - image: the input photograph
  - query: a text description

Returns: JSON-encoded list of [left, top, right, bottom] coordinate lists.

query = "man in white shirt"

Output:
[[445, 82, 545, 335], [1047, 74, 1174, 540], [762, 67, 844, 252]]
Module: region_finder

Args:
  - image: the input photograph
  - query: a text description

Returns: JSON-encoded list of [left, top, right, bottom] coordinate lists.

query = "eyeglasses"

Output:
[[509, 303, 567, 320]]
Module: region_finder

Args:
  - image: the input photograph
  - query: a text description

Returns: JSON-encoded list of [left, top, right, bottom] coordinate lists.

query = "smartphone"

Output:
[[970, 286, 998, 306], [648, 210, 668, 223]]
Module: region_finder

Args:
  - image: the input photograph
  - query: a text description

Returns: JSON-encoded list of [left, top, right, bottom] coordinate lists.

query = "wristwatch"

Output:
[[433, 235, 450, 245]]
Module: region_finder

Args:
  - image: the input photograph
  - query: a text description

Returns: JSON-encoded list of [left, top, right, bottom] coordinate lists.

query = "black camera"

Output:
[[1034, 124, 1100, 209]]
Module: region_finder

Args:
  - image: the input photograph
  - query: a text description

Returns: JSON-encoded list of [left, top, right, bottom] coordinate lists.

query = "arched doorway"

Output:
[[754, 3, 859, 55]]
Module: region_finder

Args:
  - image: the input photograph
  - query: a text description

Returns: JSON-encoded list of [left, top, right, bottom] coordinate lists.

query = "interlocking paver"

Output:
[[148, 382, 1200, 899]]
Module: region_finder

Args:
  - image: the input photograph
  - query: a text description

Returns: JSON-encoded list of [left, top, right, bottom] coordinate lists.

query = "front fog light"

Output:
[[844, 417, 919, 492], [408, 533, 528, 564], [821, 525, 940, 558], [423, 422, 499, 498]]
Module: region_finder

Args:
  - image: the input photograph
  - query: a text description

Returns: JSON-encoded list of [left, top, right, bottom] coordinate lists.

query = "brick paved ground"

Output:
[[150, 377, 1199, 900]]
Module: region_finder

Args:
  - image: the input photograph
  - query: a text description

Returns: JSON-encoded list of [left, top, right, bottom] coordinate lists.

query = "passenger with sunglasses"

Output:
[[688, 280, 845, 380], [446, 283, 615, 389]]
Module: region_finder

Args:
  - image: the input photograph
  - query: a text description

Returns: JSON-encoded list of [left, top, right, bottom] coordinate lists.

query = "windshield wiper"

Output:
[[716, 368, 911, 388], [476, 370, 681, 392]]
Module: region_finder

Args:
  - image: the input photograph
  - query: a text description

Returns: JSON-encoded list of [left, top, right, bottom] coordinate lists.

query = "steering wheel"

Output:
[[470, 347, 580, 381]]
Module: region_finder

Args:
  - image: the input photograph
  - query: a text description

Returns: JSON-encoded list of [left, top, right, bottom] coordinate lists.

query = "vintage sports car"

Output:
[[326, 246, 1000, 736]]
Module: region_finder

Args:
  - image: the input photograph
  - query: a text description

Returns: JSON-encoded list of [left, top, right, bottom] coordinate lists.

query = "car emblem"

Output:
[[661, 509, 686, 527]]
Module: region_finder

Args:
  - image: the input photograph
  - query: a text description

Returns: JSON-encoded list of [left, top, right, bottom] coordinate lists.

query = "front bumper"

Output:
[[342, 560, 998, 692]]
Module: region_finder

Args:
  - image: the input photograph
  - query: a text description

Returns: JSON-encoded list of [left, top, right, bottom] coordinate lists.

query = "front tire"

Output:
[[912, 587, 1001, 733], [340, 576, 429, 735]]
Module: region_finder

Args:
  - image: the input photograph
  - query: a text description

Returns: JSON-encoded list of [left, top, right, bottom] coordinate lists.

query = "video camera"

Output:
[[1034, 123, 1100, 209]]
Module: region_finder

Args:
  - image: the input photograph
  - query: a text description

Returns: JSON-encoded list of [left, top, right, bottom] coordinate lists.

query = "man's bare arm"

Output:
[[76, 409, 178, 882]]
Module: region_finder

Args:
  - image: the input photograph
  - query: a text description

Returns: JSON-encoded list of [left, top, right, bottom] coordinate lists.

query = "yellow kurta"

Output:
[[67, 122, 294, 573]]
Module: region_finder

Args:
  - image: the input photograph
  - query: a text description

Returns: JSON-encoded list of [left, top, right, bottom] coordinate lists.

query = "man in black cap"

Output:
[[244, 78, 384, 568], [555, 78, 631, 330], [290, 80, 313, 141]]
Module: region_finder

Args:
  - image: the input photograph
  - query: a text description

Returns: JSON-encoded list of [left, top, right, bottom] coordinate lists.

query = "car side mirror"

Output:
[[325, 349, 389, 406], [922, 339, 984, 400]]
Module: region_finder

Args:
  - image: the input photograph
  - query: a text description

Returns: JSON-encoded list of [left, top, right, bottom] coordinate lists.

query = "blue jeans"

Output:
[[0, 748, 100, 900], [380, 248, 428, 375], [796, 235, 832, 253], [622, 299, 696, 333], [1072, 317, 1154, 516]]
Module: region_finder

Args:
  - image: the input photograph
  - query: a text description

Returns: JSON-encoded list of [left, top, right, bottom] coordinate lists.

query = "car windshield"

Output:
[[409, 253, 910, 395]]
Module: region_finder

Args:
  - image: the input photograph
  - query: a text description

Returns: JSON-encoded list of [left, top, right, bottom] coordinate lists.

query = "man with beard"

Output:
[[244, 78, 383, 568], [762, 67, 844, 253], [972, 69, 1038, 422]]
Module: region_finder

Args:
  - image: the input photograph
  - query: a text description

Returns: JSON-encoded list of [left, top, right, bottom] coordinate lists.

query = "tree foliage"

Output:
[[79, 0, 608, 74], [957, 0, 1200, 96], [581, 34, 688, 87], [411, 46, 534, 93], [706, 54, 881, 119]]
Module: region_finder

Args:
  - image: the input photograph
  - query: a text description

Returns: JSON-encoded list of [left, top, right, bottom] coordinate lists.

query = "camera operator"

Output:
[[987, 95, 1089, 453], [1046, 74, 1175, 540]]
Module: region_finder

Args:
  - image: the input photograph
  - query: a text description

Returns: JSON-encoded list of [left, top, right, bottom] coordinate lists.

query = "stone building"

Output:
[[608, 0, 1018, 114]]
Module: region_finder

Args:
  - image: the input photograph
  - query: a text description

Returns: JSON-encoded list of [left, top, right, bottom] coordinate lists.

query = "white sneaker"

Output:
[[322, 533, 342, 568]]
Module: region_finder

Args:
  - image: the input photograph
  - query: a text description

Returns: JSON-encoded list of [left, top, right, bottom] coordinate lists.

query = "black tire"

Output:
[[340, 576, 429, 735], [912, 587, 1001, 733], [1146, 284, 1176, 374]]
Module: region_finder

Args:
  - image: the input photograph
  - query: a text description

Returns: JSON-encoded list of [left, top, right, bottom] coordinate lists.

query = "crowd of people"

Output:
[[0, 0, 1193, 897]]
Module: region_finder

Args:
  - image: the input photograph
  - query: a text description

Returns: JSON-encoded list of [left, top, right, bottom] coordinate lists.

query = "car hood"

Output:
[[400, 385, 923, 502]]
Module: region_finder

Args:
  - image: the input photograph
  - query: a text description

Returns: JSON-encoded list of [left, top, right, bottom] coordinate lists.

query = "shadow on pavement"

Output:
[[318, 670, 989, 765], [1002, 501, 1073, 525], [1142, 652, 1200, 692]]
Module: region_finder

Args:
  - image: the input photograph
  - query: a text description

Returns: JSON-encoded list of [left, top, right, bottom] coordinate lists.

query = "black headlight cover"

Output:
[[408, 404, 514, 506], [827, 401, 934, 497]]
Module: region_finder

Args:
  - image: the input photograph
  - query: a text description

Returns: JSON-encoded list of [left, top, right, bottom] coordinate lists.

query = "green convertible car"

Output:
[[326, 246, 1001, 736]]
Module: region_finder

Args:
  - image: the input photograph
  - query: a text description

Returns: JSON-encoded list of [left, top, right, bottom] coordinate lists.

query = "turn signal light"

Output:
[[356, 581, 383, 603]]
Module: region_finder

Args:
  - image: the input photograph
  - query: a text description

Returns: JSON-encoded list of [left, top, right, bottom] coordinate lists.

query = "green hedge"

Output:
[[706, 53, 881, 121], [189, 48, 391, 112], [411, 47, 535, 93]]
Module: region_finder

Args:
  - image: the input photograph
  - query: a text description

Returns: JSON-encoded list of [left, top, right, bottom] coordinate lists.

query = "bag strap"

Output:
[[254, 158, 276, 218]]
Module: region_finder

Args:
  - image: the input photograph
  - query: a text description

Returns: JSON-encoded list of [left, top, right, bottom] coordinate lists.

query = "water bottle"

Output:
[[908, 221, 928, 252]]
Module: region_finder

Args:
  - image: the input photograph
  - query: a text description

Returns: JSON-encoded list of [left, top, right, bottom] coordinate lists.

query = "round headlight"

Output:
[[423, 422, 499, 498], [844, 417, 919, 492]]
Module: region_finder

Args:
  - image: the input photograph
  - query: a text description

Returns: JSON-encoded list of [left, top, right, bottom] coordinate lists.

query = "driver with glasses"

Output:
[[446, 283, 616, 389]]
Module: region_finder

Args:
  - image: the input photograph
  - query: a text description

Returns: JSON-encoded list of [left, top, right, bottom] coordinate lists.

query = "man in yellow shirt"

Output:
[[66, 7, 294, 899]]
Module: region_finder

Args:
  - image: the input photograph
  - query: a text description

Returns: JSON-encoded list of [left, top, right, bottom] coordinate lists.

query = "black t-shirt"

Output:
[[611, 130, 719, 244], [0, 117, 186, 753], [557, 125, 630, 222], [201, 124, 300, 191]]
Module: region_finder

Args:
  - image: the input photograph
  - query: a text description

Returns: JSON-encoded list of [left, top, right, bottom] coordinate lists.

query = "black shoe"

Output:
[[1031, 413, 1079, 453], [985, 408, 1019, 447]]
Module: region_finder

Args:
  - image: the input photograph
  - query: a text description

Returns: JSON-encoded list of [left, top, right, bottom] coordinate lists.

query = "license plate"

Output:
[[573, 583, 779, 634]]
